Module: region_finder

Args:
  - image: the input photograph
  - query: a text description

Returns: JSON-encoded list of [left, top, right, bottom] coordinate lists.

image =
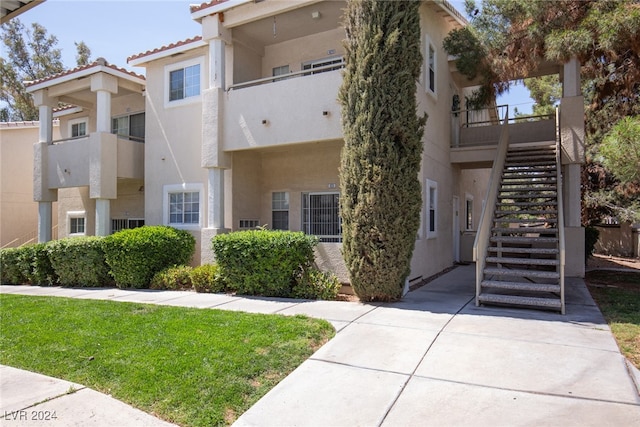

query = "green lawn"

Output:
[[586, 270, 640, 369], [0, 294, 334, 426]]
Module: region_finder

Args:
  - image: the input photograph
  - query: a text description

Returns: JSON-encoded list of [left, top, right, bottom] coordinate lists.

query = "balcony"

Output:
[[451, 105, 556, 167], [46, 132, 144, 189], [222, 67, 343, 151]]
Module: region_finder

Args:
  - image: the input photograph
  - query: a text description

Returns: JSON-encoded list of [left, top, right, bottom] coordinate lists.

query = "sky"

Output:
[[4, 0, 535, 114]]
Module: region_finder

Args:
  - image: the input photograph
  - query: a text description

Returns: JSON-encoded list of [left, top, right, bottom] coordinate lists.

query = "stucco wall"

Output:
[[594, 223, 638, 258], [0, 123, 60, 247]]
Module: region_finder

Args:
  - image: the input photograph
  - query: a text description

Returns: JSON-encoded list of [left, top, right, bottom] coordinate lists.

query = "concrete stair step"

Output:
[[500, 186, 557, 193], [478, 293, 563, 310], [502, 172, 557, 179], [494, 219, 558, 225], [481, 279, 561, 293], [506, 154, 556, 161], [490, 236, 558, 244], [486, 256, 559, 266], [497, 194, 557, 200], [495, 209, 557, 216], [501, 177, 557, 184], [496, 201, 558, 206], [505, 160, 556, 167], [492, 226, 558, 234], [487, 246, 559, 255], [484, 267, 560, 280]]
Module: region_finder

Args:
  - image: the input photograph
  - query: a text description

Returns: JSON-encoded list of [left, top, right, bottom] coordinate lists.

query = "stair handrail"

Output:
[[555, 107, 566, 314], [473, 106, 509, 306]]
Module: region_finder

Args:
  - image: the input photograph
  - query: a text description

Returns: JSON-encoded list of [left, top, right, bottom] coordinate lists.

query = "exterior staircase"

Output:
[[477, 142, 565, 313]]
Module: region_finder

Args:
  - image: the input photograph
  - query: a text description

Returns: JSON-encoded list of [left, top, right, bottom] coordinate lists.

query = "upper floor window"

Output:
[[112, 112, 145, 142], [302, 57, 344, 75], [69, 117, 88, 138], [165, 57, 204, 106], [425, 35, 437, 96]]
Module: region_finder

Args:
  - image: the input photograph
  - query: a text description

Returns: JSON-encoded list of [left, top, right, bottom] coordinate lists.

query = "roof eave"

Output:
[[26, 65, 145, 93], [128, 39, 208, 67], [190, 0, 252, 21]]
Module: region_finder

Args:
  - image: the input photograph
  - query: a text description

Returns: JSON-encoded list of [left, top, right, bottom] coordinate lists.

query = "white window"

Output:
[[426, 180, 438, 239], [67, 211, 86, 236], [68, 117, 88, 138], [425, 36, 437, 96], [163, 183, 203, 229], [112, 112, 145, 142], [165, 57, 204, 106], [272, 192, 289, 230], [272, 65, 290, 81], [465, 193, 474, 231], [302, 192, 341, 242]]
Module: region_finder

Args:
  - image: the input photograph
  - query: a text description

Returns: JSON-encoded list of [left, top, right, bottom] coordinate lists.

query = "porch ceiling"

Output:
[[231, 1, 346, 50]]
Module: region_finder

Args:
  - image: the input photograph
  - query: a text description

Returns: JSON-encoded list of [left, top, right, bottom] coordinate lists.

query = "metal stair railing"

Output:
[[473, 106, 509, 306], [555, 107, 566, 314]]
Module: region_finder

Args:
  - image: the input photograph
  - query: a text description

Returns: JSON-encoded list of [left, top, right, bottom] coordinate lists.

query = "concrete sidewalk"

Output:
[[2, 264, 640, 426]]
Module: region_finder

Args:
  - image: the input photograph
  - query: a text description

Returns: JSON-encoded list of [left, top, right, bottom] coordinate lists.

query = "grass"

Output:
[[586, 270, 640, 369], [0, 294, 334, 426]]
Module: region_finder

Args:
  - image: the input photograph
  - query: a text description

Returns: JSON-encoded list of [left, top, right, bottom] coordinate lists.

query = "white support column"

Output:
[[208, 168, 225, 229], [38, 104, 53, 144], [38, 202, 53, 243], [209, 39, 225, 90], [95, 90, 112, 133], [563, 57, 581, 98], [95, 199, 111, 236]]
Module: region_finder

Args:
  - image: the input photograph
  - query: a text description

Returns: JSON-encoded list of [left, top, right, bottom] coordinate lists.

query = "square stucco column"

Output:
[[32, 92, 58, 242], [201, 167, 229, 264], [95, 199, 111, 236]]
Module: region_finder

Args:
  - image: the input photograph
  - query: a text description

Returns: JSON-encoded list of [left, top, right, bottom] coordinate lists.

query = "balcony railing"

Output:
[[51, 134, 144, 145], [451, 105, 555, 148], [228, 61, 345, 91]]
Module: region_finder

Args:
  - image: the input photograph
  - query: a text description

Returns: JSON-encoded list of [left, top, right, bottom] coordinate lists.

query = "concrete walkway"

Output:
[[2, 264, 640, 426]]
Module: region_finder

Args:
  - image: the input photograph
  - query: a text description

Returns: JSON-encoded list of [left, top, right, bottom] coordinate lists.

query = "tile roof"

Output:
[[189, 0, 229, 14], [24, 58, 145, 88], [127, 36, 204, 63]]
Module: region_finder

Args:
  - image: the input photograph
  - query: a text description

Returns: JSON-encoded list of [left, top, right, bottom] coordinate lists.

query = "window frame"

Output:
[[465, 193, 474, 231], [164, 56, 204, 107], [425, 35, 437, 98], [111, 112, 145, 142], [426, 179, 438, 239], [162, 183, 204, 230], [271, 191, 289, 230], [111, 218, 145, 233], [67, 211, 86, 236], [301, 192, 342, 243], [68, 117, 88, 139]]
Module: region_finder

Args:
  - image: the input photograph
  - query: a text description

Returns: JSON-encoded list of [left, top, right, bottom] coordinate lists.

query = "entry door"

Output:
[[452, 196, 460, 263]]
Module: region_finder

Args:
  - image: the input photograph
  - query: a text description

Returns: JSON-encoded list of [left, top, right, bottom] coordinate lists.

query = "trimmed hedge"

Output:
[[23, 243, 57, 286], [212, 230, 319, 297], [103, 226, 195, 289], [47, 237, 111, 287], [191, 264, 225, 293], [292, 269, 341, 300], [0, 247, 28, 285], [150, 265, 193, 290]]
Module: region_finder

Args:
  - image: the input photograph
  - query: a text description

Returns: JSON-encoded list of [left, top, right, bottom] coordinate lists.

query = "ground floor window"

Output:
[[112, 218, 145, 233], [272, 192, 289, 230], [163, 183, 203, 228], [465, 193, 474, 231], [426, 179, 438, 238], [67, 211, 86, 236], [302, 192, 341, 242]]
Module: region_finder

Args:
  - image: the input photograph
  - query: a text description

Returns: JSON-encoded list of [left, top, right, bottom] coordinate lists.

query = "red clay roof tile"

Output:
[[126, 35, 203, 63], [25, 58, 144, 88]]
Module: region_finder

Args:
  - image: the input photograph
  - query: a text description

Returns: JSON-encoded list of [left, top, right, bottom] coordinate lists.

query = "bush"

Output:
[[47, 237, 111, 287], [22, 243, 57, 286], [190, 264, 225, 293], [0, 247, 28, 285], [150, 265, 193, 290], [585, 226, 600, 261], [212, 230, 318, 297], [103, 226, 195, 289], [292, 269, 341, 300]]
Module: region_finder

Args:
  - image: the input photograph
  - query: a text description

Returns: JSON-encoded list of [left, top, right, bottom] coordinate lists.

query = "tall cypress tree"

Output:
[[339, 0, 426, 301]]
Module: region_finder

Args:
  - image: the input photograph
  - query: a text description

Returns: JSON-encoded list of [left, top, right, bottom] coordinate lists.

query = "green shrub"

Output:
[[585, 226, 600, 261], [103, 226, 195, 289], [47, 237, 111, 287], [22, 243, 57, 286], [0, 247, 28, 285], [150, 265, 193, 290], [212, 230, 318, 297], [190, 264, 225, 293], [292, 269, 341, 300]]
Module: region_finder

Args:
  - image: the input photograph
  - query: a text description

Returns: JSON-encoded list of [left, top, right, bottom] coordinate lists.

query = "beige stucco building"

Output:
[[16, 0, 587, 310]]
